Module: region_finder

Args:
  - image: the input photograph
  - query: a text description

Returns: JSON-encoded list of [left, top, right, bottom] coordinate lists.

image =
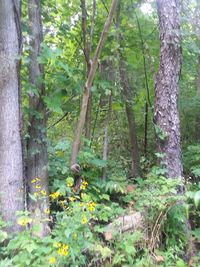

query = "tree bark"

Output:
[[81, 0, 96, 141], [155, 0, 182, 178], [0, 0, 24, 232], [70, 0, 118, 167], [194, 0, 200, 140], [27, 0, 49, 236], [102, 95, 112, 180], [119, 59, 140, 177]]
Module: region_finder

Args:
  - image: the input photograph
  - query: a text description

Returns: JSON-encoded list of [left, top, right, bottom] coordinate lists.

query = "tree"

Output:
[[0, 0, 24, 232], [117, 3, 140, 177], [155, 0, 182, 178], [119, 59, 140, 177], [27, 0, 49, 236], [70, 0, 118, 168]]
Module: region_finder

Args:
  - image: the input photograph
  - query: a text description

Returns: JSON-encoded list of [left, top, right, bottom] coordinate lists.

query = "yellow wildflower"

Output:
[[31, 177, 41, 183], [69, 197, 76, 202], [41, 190, 47, 196], [34, 192, 39, 197], [81, 215, 88, 224], [50, 192, 61, 200], [57, 244, 69, 256], [35, 185, 41, 189], [80, 180, 88, 190], [49, 257, 56, 264], [44, 208, 50, 214], [17, 217, 32, 227], [87, 202, 96, 212]]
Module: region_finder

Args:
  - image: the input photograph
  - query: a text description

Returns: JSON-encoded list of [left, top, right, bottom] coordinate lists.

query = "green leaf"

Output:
[[194, 191, 200, 208], [0, 230, 8, 242]]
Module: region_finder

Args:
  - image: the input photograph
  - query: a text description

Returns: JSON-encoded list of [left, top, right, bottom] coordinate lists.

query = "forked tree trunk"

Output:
[[27, 0, 49, 236], [155, 0, 182, 178], [119, 59, 140, 177], [70, 0, 118, 167], [0, 0, 24, 232]]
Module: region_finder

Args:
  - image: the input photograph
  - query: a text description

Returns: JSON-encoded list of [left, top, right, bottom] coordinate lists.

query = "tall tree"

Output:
[[0, 0, 24, 232], [155, 0, 182, 178], [70, 0, 118, 168], [194, 0, 200, 140], [119, 59, 140, 177], [81, 0, 96, 140], [116, 3, 140, 177], [27, 0, 49, 236]]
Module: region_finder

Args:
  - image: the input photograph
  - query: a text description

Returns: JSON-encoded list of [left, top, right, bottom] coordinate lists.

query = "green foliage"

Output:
[[183, 144, 200, 176], [5, 0, 200, 266]]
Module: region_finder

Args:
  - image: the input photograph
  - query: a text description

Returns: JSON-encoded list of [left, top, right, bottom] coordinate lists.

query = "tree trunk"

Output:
[[27, 0, 49, 236], [194, 0, 200, 140], [70, 0, 118, 168], [119, 59, 140, 177], [155, 0, 182, 178], [102, 95, 112, 180], [0, 0, 24, 232]]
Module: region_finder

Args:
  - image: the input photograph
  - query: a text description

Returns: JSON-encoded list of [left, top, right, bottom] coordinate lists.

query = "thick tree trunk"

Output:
[[27, 0, 49, 236], [119, 59, 140, 177], [155, 0, 182, 178], [0, 0, 24, 232]]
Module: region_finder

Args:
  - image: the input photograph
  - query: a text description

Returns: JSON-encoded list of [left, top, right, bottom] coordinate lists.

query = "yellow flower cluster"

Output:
[[80, 180, 88, 190], [50, 191, 62, 200], [31, 177, 47, 198], [56, 243, 69, 257], [87, 202, 96, 212], [49, 257, 56, 264], [81, 214, 88, 224]]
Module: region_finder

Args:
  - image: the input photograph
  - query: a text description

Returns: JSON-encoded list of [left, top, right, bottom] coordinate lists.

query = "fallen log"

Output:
[[103, 211, 144, 240]]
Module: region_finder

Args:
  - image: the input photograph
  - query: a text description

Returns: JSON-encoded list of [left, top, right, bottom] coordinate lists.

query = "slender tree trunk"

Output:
[[119, 59, 140, 177], [27, 0, 49, 236], [102, 95, 112, 180], [70, 0, 118, 168], [155, 0, 182, 179], [81, 0, 96, 141], [0, 0, 24, 232], [85, 94, 92, 139], [194, 0, 200, 140]]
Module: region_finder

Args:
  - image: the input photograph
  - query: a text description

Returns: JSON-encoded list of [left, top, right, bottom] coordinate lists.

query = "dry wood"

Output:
[[103, 212, 143, 240]]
